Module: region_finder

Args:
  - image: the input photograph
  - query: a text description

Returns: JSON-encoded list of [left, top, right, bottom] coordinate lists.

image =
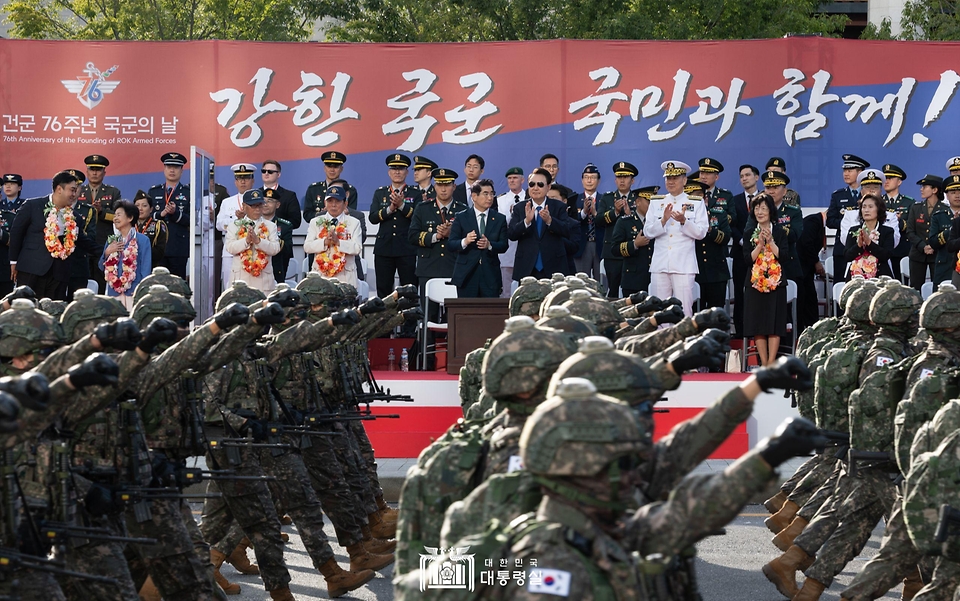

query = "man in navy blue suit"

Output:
[[507, 168, 577, 280], [448, 179, 508, 297]]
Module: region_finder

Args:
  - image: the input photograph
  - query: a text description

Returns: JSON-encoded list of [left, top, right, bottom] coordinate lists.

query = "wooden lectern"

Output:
[[444, 298, 510, 374]]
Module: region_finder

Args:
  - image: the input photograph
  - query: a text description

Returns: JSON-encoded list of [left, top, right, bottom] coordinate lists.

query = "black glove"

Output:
[[214, 303, 250, 330], [633, 295, 663, 315], [397, 297, 420, 311], [0, 372, 50, 412], [652, 305, 684, 326], [84, 483, 122, 516], [0, 392, 21, 434], [756, 417, 824, 468], [693, 307, 731, 332], [402, 307, 424, 321], [67, 353, 120, 389], [93, 318, 142, 351], [253, 302, 286, 325], [358, 298, 387, 315], [244, 419, 267, 442], [2, 286, 35, 306], [628, 291, 648, 306], [668, 330, 729, 373], [395, 284, 418, 299], [662, 297, 683, 309], [137, 318, 179, 354], [150, 455, 178, 488], [267, 288, 301, 308], [246, 343, 269, 359], [755, 356, 814, 392], [331, 309, 361, 326]]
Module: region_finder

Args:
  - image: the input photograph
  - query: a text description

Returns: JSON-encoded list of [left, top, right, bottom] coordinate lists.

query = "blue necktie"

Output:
[[535, 206, 544, 271]]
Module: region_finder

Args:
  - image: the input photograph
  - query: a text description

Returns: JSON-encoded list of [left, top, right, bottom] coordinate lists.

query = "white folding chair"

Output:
[[357, 256, 367, 282], [599, 259, 607, 293], [420, 278, 459, 370], [823, 256, 835, 315], [724, 257, 735, 315], [86, 279, 98, 294], [286, 258, 299, 283], [922, 281, 934, 300], [900, 257, 910, 285], [691, 281, 701, 312], [301, 257, 310, 278], [785, 279, 798, 354], [356, 279, 370, 301], [833, 281, 846, 316]]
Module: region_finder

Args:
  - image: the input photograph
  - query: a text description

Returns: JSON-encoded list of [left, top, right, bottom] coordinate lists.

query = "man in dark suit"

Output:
[[260, 160, 302, 231], [797, 210, 826, 334], [369, 153, 423, 298], [731, 164, 760, 336], [825, 154, 868, 281], [449, 179, 508, 297], [539, 153, 578, 216], [10, 171, 98, 300], [453, 154, 485, 207], [573, 164, 603, 280], [508, 168, 577, 280], [146, 152, 191, 278]]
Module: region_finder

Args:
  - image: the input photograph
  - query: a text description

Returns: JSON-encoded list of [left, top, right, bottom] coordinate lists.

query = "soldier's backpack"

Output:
[[903, 427, 960, 560], [440, 470, 543, 550], [910, 399, 960, 468], [848, 356, 913, 453], [814, 344, 866, 431], [894, 368, 960, 474]]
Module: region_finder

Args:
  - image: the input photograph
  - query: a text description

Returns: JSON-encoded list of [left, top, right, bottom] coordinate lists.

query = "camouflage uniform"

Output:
[[458, 340, 490, 415], [507, 277, 551, 319]]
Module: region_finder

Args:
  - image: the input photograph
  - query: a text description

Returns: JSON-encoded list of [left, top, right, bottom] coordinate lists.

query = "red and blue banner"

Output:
[[2, 37, 959, 209]]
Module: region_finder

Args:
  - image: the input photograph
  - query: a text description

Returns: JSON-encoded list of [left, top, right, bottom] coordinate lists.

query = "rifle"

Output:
[[174, 467, 275, 487], [816, 430, 850, 459], [0, 547, 119, 586], [845, 449, 897, 478], [182, 373, 209, 456], [118, 401, 153, 523], [303, 411, 400, 425], [352, 344, 414, 403], [936, 504, 960, 543], [34, 521, 157, 546]]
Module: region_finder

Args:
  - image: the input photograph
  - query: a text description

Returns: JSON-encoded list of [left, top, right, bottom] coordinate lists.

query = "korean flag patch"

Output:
[[528, 569, 571, 596], [876, 356, 894, 367], [507, 455, 524, 473]]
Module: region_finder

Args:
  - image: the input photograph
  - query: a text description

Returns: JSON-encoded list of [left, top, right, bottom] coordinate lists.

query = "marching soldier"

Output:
[[597, 161, 639, 298], [146, 152, 191, 279], [78, 154, 122, 294], [303, 151, 359, 222]]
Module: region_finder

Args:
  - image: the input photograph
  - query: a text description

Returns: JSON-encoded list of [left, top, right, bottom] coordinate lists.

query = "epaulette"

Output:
[[148, 184, 164, 190], [650, 195, 666, 199], [276, 217, 291, 227], [308, 181, 323, 187], [377, 186, 388, 190], [687, 195, 703, 201]]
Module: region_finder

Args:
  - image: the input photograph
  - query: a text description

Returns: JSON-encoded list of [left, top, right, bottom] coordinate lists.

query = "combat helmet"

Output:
[[336, 281, 359, 306], [216, 280, 266, 312], [296, 272, 341, 306], [540, 278, 588, 312], [60, 289, 128, 342], [481, 316, 578, 409], [38, 299, 67, 319], [844, 281, 880, 325], [546, 337, 660, 407], [575, 272, 602, 293], [521, 378, 650, 510], [920, 282, 960, 330], [869, 280, 921, 327], [131, 284, 196, 329], [509, 277, 551, 318], [0, 299, 64, 358], [133, 266, 192, 304], [537, 306, 599, 339], [838, 275, 867, 316], [562, 290, 621, 338]]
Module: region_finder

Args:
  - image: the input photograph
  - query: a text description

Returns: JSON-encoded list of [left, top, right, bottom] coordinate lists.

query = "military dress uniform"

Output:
[[694, 182, 733, 310], [0, 174, 26, 296], [766, 158, 802, 207], [369, 154, 423, 298], [882, 164, 914, 281], [825, 154, 870, 281], [609, 185, 659, 296], [929, 175, 960, 285], [67, 172, 99, 299], [147, 153, 191, 278], [412, 155, 438, 203], [264, 189, 294, 283], [303, 152, 359, 221], [597, 162, 640, 298], [77, 155, 121, 294], [409, 176, 467, 291]]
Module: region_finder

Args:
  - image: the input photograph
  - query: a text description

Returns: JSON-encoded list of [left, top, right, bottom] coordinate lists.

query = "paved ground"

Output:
[[195, 456, 905, 600]]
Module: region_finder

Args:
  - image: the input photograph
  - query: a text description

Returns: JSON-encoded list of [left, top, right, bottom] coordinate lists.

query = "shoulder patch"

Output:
[[877, 356, 894, 367], [528, 569, 572, 596]]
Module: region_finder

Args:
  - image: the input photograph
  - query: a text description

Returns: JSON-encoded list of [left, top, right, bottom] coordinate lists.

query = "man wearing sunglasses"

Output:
[[259, 160, 302, 231], [508, 167, 577, 281]]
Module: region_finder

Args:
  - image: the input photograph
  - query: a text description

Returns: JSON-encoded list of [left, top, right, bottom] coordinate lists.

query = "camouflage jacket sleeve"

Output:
[[629, 318, 657, 337], [640, 386, 754, 500], [266, 319, 334, 363], [647, 358, 682, 394], [61, 349, 150, 427], [8, 376, 79, 447], [192, 321, 264, 376], [35, 335, 98, 379], [616, 318, 698, 358], [623, 452, 774, 557], [132, 325, 218, 400]]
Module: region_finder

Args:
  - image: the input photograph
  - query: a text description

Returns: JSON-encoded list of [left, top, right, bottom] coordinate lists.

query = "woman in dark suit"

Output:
[[844, 193, 895, 280], [742, 193, 789, 366]]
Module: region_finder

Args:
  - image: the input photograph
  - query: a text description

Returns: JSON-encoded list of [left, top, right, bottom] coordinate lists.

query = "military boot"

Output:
[[361, 524, 397, 554], [211, 548, 241, 595], [319, 558, 375, 598], [762, 544, 810, 599], [764, 491, 788, 513], [368, 510, 397, 539], [280, 514, 293, 526], [766, 500, 800, 534], [773, 516, 809, 552], [228, 538, 260, 575], [269, 587, 296, 601], [901, 568, 924, 600], [376, 495, 398, 523], [281, 532, 290, 543], [139, 576, 162, 601], [793, 577, 827, 601], [347, 542, 396, 571]]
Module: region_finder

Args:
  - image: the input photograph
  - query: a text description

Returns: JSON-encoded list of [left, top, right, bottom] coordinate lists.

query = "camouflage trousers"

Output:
[[778, 453, 821, 497], [59, 511, 139, 601], [796, 462, 842, 522], [125, 496, 218, 601], [914, 558, 960, 601], [299, 430, 365, 547], [802, 468, 899, 587], [346, 419, 383, 500], [0, 569, 67, 601], [328, 421, 378, 515], [200, 444, 290, 592], [260, 443, 335, 569]]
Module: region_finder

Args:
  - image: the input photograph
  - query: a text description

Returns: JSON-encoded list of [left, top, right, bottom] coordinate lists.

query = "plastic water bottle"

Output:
[[388, 348, 397, 371], [400, 349, 409, 372]]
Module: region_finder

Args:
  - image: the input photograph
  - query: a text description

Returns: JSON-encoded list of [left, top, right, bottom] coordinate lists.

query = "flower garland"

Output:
[[43, 201, 77, 260], [313, 217, 349, 277], [849, 224, 880, 279], [235, 218, 270, 277], [104, 232, 138, 294], [750, 226, 782, 293]]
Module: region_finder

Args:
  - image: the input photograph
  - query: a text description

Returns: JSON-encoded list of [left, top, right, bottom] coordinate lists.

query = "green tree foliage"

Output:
[[860, 1, 960, 40]]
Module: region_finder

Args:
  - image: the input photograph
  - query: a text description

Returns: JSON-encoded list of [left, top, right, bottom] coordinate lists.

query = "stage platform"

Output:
[[363, 371, 799, 460]]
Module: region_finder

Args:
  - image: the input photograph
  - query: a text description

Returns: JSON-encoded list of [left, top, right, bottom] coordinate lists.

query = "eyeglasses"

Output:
[[528, 181, 546, 188], [261, 169, 278, 174]]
